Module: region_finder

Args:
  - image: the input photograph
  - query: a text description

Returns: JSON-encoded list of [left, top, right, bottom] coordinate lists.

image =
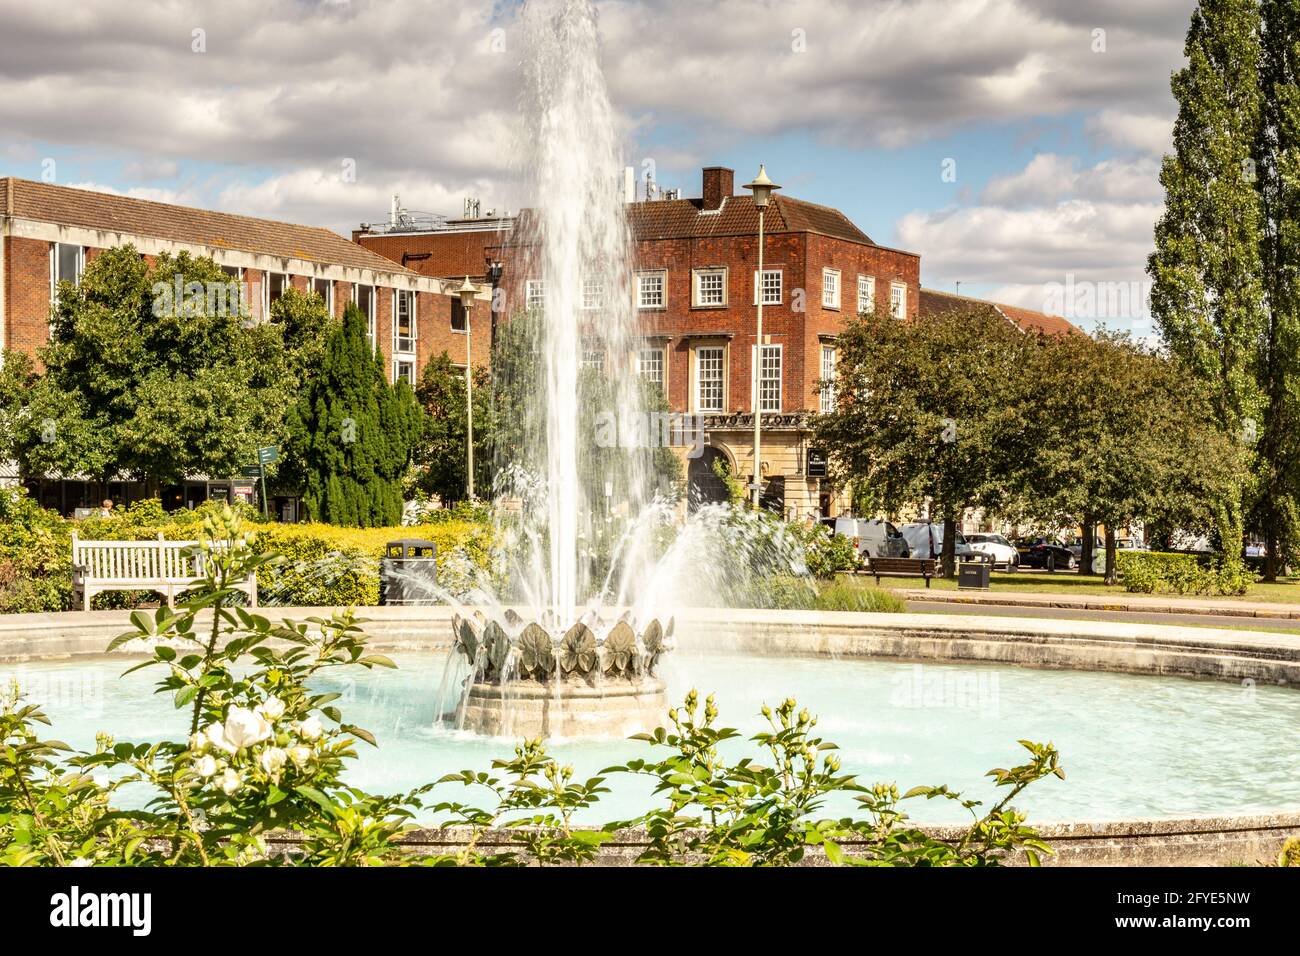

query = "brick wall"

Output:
[[4, 236, 51, 357], [356, 229, 505, 279]]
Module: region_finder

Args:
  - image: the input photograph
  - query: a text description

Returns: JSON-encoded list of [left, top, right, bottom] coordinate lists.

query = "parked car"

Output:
[[1015, 537, 1077, 571], [965, 532, 1019, 569], [1089, 538, 1145, 574], [833, 517, 910, 563], [899, 523, 991, 563]]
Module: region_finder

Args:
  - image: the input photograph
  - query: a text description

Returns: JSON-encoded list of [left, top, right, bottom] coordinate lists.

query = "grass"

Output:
[[841, 569, 1300, 604]]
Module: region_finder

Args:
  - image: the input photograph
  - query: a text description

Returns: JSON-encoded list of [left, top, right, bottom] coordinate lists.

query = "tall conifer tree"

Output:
[[290, 303, 422, 527], [1148, 0, 1265, 573]]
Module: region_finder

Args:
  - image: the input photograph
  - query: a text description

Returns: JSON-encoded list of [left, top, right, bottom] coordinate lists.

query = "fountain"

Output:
[[439, 0, 677, 737]]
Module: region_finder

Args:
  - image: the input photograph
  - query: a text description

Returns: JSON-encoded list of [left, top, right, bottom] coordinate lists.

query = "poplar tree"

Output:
[[1254, 0, 1300, 577], [1148, 0, 1265, 577], [290, 304, 422, 527]]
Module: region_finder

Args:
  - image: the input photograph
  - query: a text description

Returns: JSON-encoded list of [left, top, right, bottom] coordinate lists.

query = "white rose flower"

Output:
[[223, 706, 272, 750], [288, 745, 311, 769], [297, 716, 323, 741], [259, 747, 287, 776], [256, 696, 286, 721], [204, 722, 235, 755], [189, 731, 207, 753], [195, 754, 217, 778], [220, 768, 242, 795], [70, 857, 93, 867]]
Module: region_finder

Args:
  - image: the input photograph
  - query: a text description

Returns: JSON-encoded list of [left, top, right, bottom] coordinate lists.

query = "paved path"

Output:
[[904, 599, 1300, 632], [892, 587, 1300, 620]]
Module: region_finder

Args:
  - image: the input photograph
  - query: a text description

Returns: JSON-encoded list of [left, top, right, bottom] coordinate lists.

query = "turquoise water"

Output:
[[5, 649, 1299, 824]]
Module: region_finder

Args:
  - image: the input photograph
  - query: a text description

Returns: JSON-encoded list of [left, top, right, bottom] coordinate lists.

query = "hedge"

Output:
[[1115, 550, 1251, 596], [0, 488, 493, 612], [252, 521, 492, 606]]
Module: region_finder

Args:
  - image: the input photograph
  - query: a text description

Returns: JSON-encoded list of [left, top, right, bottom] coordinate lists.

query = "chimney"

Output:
[[701, 166, 734, 210]]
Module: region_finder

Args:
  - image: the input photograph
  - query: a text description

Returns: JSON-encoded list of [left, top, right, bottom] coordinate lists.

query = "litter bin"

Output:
[[380, 539, 438, 606], [957, 561, 991, 590]]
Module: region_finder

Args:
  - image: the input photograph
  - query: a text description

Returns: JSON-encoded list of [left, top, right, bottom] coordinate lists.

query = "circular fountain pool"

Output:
[[8, 644, 1300, 825]]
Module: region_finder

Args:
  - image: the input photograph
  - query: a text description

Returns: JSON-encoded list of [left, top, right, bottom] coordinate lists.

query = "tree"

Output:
[[289, 304, 422, 527], [1026, 331, 1242, 584], [413, 351, 493, 505], [1253, 0, 1300, 577], [814, 307, 1035, 577], [1149, 0, 1266, 580], [5, 246, 309, 491]]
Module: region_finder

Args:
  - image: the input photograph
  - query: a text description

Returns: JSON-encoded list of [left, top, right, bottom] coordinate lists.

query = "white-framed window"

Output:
[[581, 347, 605, 371], [822, 269, 841, 309], [636, 271, 665, 309], [857, 275, 875, 315], [754, 268, 782, 305], [756, 343, 782, 412], [310, 277, 334, 314], [353, 284, 376, 346], [50, 243, 85, 309], [820, 345, 837, 412], [581, 278, 605, 311], [693, 268, 727, 307], [638, 347, 665, 387], [890, 282, 907, 318], [393, 289, 416, 353], [394, 360, 416, 386], [261, 272, 291, 318], [451, 298, 468, 333], [526, 279, 546, 312], [695, 345, 725, 412]]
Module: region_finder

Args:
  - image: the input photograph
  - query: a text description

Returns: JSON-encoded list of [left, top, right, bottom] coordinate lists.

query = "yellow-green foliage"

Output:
[[252, 521, 492, 606]]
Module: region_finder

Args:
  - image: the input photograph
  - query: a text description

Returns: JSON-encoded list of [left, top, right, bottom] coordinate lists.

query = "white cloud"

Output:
[[903, 155, 1163, 325], [1085, 109, 1176, 156]]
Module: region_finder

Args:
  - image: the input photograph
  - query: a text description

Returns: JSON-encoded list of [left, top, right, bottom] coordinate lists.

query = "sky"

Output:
[[0, 0, 1199, 333]]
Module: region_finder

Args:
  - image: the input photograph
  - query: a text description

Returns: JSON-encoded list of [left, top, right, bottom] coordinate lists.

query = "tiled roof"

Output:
[[919, 288, 1077, 336], [1, 177, 419, 276], [500, 193, 880, 248], [626, 194, 874, 245]]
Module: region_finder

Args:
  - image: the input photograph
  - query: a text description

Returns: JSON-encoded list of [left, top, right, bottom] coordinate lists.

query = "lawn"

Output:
[[851, 569, 1300, 604]]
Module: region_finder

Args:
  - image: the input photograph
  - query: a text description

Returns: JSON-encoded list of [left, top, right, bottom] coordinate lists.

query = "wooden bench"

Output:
[[868, 557, 937, 587], [70, 533, 258, 611]]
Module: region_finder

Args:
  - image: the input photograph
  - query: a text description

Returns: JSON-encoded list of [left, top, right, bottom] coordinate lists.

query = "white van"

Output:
[[899, 523, 988, 563], [833, 517, 910, 563]]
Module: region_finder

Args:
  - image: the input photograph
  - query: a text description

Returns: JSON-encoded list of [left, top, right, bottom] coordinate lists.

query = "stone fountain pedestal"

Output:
[[459, 676, 667, 738], [451, 611, 674, 739]]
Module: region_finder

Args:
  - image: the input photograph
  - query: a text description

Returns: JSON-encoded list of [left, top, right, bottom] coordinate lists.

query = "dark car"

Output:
[[1015, 537, 1077, 571]]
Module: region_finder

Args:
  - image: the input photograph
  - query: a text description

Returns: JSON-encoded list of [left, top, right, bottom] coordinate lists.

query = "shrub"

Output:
[[1116, 550, 1251, 596], [793, 524, 860, 579], [253, 520, 492, 606], [0, 487, 71, 613]]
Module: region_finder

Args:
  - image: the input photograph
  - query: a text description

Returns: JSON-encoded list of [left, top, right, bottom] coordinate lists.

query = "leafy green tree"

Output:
[[1149, 0, 1266, 579], [289, 304, 422, 527], [6, 246, 308, 491], [1026, 331, 1243, 584], [814, 306, 1035, 576], [413, 350, 493, 506]]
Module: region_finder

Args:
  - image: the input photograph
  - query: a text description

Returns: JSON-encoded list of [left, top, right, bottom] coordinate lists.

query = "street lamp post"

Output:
[[743, 165, 781, 509], [456, 276, 478, 502]]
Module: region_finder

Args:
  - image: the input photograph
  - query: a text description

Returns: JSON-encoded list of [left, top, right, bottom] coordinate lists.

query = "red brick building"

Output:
[[0, 177, 488, 512], [356, 166, 927, 516], [0, 178, 489, 384]]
